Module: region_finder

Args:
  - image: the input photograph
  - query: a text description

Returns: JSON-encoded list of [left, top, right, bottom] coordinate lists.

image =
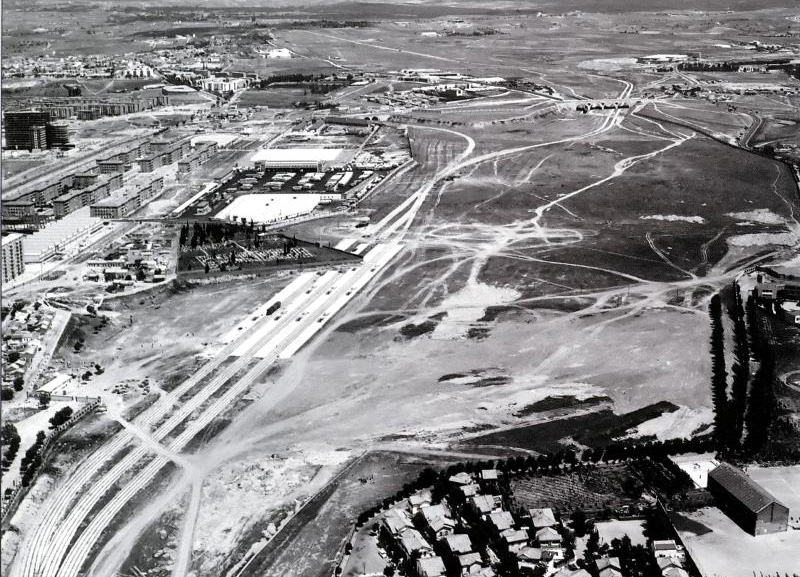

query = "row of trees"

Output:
[[709, 294, 733, 448], [1, 423, 21, 471], [19, 431, 47, 488], [743, 295, 775, 455], [728, 284, 750, 446], [709, 285, 781, 460]]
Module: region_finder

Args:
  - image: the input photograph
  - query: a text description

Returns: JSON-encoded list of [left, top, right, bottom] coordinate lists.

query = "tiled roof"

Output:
[[708, 463, 784, 513], [417, 556, 446, 577], [529, 507, 557, 528], [443, 533, 473, 554]]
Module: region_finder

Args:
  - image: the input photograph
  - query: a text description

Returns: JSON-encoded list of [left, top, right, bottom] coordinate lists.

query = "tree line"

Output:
[[709, 286, 777, 460]]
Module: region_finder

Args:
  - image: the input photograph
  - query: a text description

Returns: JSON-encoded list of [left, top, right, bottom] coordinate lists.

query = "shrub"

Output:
[[49, 407, 74, 429]]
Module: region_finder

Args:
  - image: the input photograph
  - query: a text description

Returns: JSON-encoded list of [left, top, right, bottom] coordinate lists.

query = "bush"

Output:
[[7, 351, 20, 363], [49, 406, 73, 429], [13, 376, 24, 391], [1, 388, 14, 401]]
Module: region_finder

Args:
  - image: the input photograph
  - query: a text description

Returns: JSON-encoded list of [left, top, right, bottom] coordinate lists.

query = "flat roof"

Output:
[[2, 232, 24, 246], [250, 147, 348, 164], [191, 133, 238, 147], [214, 193, 321, 224]]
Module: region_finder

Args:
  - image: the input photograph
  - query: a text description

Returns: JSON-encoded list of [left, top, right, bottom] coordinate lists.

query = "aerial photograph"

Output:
[[1, 1, 799, 576]]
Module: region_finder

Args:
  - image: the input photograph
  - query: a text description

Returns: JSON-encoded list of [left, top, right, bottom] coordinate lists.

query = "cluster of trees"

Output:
[[0, 300, 27, 321], [49, 407, 74, 429], [180, 221, 261, 249], [20, 431, 47, 487], [580, 533, 656, 577], [259, 73, 317, 87], [1, 423, 21, 471]]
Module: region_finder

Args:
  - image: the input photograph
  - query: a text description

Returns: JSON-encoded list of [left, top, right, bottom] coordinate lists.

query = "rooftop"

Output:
[[443, 533, 473, 554], [530, 508, 557, 529], [708, 463, 786, 514], [2, 232, 24, 246], [250, 147, 349, 165]]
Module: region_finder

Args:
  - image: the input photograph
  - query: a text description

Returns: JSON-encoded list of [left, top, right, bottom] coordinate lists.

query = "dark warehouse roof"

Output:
[[708, 463, 786, 514]]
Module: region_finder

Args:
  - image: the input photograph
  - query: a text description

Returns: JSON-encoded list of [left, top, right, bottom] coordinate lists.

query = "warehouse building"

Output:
[[707, 463, 789, 536], [250, 147, 351, 171], [2, 233, 26, 285]]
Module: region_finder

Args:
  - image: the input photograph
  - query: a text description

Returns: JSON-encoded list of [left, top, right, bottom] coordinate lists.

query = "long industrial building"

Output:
[[21, 207, 105, 263], [250, 147, 352, 171], [707, 463, 789, 536]]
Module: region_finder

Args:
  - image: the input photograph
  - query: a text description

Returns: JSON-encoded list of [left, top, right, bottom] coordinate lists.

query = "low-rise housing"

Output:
[[534, 526, 562, 547], [468, 495, 503, 517], [529, 507, 558, 529], [443, 533, 473, 555], [398, 529, 433, 559], [416, 556, 446, 577], [488, 511, 515, 533], [458, 552, 484, 575], [417, 503, 455, 539], [501, 528, 529, 553], [596, 556, 623, 577]]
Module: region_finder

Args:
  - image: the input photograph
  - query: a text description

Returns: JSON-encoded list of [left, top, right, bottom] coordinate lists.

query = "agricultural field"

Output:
[[510, 464, 644, 514]]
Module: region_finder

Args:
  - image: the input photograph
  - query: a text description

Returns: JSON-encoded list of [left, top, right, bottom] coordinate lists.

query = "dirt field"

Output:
[[673, 507, 800, 577], [747, 466, 800, 521]]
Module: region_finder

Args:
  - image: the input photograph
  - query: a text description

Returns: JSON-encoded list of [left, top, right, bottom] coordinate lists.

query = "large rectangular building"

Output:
[[707, 463, 789, 536], [250, 147, 351, 171], [2, 233, 26, 285]]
